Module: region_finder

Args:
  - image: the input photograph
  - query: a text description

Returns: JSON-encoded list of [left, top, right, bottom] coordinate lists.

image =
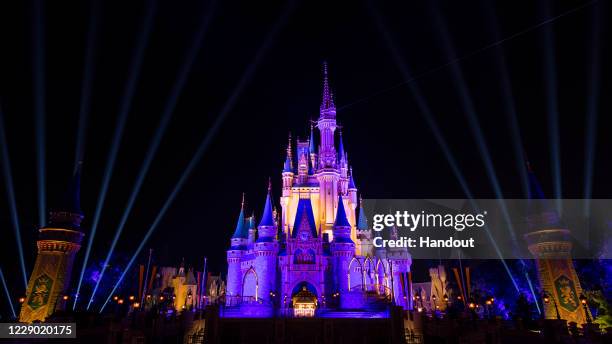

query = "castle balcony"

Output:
[[290, 263, 320, 271]]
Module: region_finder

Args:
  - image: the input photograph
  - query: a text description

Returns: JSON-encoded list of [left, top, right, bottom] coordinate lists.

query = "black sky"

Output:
[[0, 0, 609, 308]]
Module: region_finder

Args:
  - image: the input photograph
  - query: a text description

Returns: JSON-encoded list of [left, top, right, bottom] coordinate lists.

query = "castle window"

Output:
[[293, 249, 315, 264]]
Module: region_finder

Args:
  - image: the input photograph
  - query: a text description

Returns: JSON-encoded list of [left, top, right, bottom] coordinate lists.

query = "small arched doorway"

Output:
[[291, 282, 317, 317]]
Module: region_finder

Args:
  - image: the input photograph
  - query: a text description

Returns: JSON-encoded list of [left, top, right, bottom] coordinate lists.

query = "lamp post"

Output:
[[485, 296, 494, 319], [579, 294, 592, 324], [468, 298, 477, 320], [542, 291, 561, 320]]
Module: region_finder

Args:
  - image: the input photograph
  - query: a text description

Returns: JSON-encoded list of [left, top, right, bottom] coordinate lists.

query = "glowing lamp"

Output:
[[19, 297, 25, 303], [579, 294, 587, 305], [118, 299, 124, 305], [159, 296, 165, 301], [432, 295, 437, 301], [113, 296, 119, 301], [133, 302, 140, 308], [443, 294, 449, 302], [486, 300, 492, 305], [62, 295, 69, 301], [468, 302, 475, 309], [128, 295, 135, 301]]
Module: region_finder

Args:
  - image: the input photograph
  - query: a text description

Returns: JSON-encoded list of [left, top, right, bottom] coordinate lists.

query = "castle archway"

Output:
[[291, 281, 318, 317], [241, 267, 258, 302]]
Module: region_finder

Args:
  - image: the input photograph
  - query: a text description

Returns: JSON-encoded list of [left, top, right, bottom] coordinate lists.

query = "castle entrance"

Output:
[[291, 282, 318, 317]]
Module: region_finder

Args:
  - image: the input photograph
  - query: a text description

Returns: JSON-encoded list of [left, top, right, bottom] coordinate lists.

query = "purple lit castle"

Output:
[[224, 63, 412, 318]]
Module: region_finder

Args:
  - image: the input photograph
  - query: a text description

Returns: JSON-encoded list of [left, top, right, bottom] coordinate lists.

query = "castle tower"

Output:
[[523, 166, 591, 324], [254, 182, 279, 302], [317, 62, 341, 235], [20, 170, 85, 323], [226, 195, 247, 301], [330, 195, 355, 294]]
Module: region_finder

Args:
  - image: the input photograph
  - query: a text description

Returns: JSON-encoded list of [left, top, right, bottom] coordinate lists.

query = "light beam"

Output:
[[73, 0, 101, 173], [430, 2, 540, 305], [0, 106, 28, 289], [0, 267, 16, 319], [99, 0, 297, 313], [73, 0, 157, 309], [369, 1, 520, 292], [430, 3, 522, 244], [85, 0, 215, 309]]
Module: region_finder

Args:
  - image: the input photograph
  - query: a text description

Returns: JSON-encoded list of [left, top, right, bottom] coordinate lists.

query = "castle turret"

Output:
[[356, 196, 373, 256], [226, 196, 247, 301], [20, 169, 85, 323], [254, 182, 279, 302], [330, 195, 355, 294]]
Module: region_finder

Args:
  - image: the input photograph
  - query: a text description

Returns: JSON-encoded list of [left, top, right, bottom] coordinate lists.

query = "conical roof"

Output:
[[334, 195, 351, 228], [259, 182, 275, 227]]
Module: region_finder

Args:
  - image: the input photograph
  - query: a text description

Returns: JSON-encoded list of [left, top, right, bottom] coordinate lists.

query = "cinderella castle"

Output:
[[224, 64, 412, 318]]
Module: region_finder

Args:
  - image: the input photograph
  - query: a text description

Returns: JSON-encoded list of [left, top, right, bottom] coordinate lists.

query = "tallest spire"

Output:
[[320, 61, 336, 117]]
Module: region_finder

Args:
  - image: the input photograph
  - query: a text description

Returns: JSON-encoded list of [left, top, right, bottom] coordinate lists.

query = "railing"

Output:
[[349, 284, 393, 303], [225, 295, 270, 307]]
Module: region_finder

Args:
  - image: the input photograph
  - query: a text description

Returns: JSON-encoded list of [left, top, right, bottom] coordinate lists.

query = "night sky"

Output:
[[0, 0, 609, 308]]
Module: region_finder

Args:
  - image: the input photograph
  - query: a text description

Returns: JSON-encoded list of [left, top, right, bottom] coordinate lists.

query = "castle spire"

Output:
[[284, 133, 294, 173], [348, 167, 356, 190], [357, 195, 368, 231], [231, 193, 248, 239], [338, 130, 346, 162], [309, 123, 315, 153], [259, 179, 275, 227], [334, 194, 351, 228], [320, 61, 336, 116], [287, 132, 293, 160]]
